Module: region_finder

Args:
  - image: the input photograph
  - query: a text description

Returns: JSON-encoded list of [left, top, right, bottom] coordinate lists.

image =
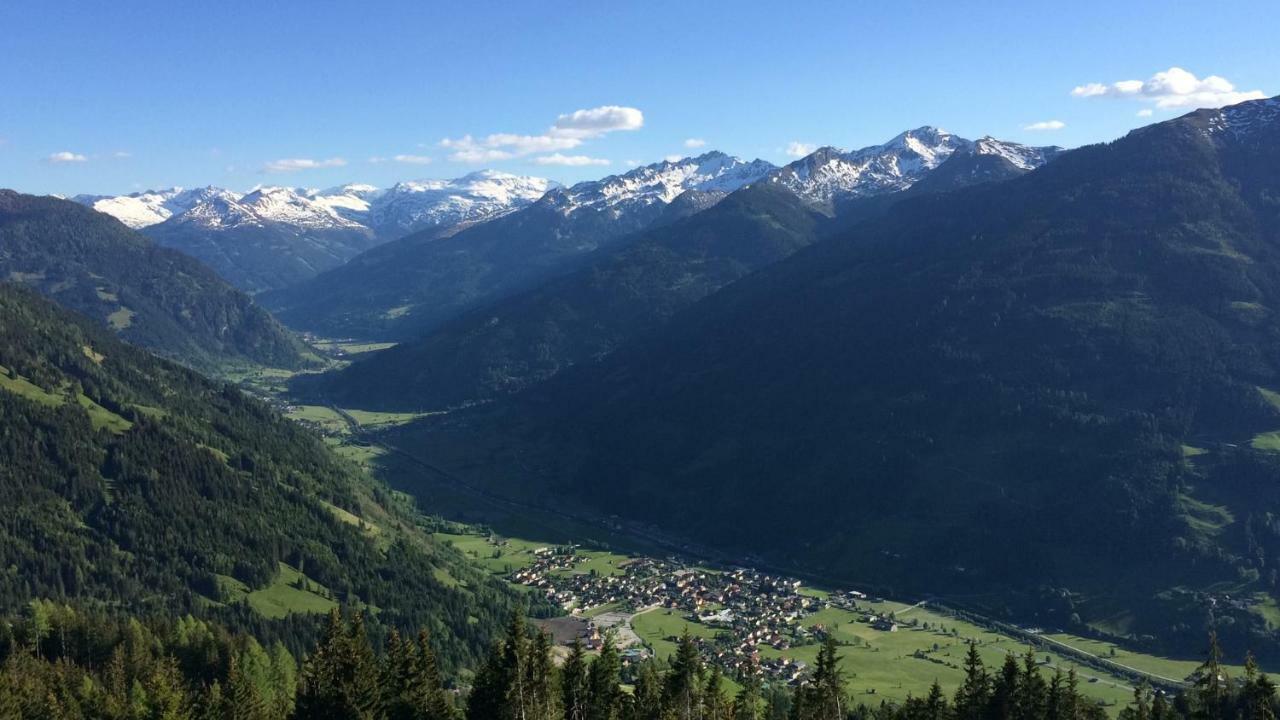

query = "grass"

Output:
[[219, 562, 340, 620], [0, 365, 131, 433], [321, 499, 381, 537], [345, 408, 426, 428], [433, 532, 554, 575], [0, 365, 64, 407], [1037, 633, 1244, 684], [1178, 495, 1234, 536], [286, 404, 348, 433], [106, 307, 135, 330], [311, 339, 399, 356]]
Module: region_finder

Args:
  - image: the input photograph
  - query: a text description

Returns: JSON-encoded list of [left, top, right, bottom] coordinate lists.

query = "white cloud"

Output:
[[46, 151, 87, 164], [1072, 67, 1265, 110], [112, 151, 132, 158], [1024, 120, 1066, 131], [262, 157, 347, 173], [785, 142, 817, 158], [624, 159, 640, 167], [552, 106, 644, 136], [1136, 109, 1154, 118], [663, 154, 685, 163], [443, 105, 644, 163], [392, 154, 433, 165], [684, 138, 707, 149], [532, 153, 610, 167]]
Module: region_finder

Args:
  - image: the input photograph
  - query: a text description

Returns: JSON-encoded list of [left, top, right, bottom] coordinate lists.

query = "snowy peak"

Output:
[[368, 171, 556, 238], [72, 187, 217, 229], [770, 127, 1056, 206], [1199, 95, 1280, 142], [544, 152, 776, 216], [235, 186, 366, 231], [77, 172, 555, 242], [970, 137, 1063, 171]]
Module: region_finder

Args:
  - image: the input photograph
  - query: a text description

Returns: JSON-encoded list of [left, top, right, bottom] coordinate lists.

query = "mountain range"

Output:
[[296, 131, 1061, 409], [262, 151, 780, 339], [75, 171, 555, 292], [382, 96, 1280, 657], [0, 190, 306, 370]]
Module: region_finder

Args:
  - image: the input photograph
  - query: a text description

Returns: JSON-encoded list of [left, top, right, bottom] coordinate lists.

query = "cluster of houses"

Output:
[[509, 549, 902, 684]]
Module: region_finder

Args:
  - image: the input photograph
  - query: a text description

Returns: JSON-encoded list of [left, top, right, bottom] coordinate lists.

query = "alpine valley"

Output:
[[8, 51, 1280, 720]]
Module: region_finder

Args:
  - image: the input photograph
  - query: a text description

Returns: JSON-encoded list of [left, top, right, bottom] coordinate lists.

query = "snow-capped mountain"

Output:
[[306, 183, 383, 223], [366, 171, 557, 239], [76, 172, 555, 243], [768, 127, 972, 207], [71, 187, 223, 229], [970, 136, 1063, 170], [768, 127, 1060, 210], [540, 151, 775, 217], [1199, 94, 1280, 142]]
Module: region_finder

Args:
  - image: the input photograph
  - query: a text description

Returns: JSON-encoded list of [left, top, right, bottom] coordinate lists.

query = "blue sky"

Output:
[[2, 0, 1276, 196]]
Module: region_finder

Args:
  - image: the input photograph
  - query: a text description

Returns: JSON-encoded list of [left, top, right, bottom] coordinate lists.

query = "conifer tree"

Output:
[[665, 631, 704, 720], [733, 663, 762, 720], [586, 634, 623, 720], [562, 641, 589, 720], [953, 642, 990, 720]]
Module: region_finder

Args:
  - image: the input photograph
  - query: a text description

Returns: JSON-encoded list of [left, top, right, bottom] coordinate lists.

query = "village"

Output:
[[510, 546, 904, 684]]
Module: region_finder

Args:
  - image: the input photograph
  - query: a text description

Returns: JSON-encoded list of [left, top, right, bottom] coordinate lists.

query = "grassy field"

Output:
[[286, 404, 349, 433], [311, 339, 398, 357], [1, 364, 132, 433], [345, 408, 428, 429], [433, 532, 557, 575], [217, 562, 338, 620], [1040, 632, 1242, 683]]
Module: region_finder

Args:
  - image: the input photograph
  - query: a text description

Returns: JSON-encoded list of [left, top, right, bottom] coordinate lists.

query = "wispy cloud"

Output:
[[785, 142, 817, 158], [392, 154, 433, 165], [262, 157, 347, 173], [1137, 109, 1154, 118], [683, 138, 707, 149], [1024, 120, 1066, 131], [1072, 67, 1265, 110], [112, 150, 132, 158], [46, 151, 87, 164], [442, 105, 644, 163], [532, 153, 610, 167]]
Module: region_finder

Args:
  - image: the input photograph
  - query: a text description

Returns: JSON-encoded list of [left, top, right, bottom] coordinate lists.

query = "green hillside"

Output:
[[0, 284, 528, 670], [0, 190, 307, 371]]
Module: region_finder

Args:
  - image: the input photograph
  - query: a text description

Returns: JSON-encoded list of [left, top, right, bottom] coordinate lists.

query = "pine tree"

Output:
[[953, 642, 989, 720], [563, 641, 589, 720], [1014, 647, 1046, 720], [924, 681, 948, 720], [810, 636, 846, 720], [989, 653, 1020, 720], [586, 634, 622, 720], [1194, 632, 1229, 720], [703, 666, 730, 720], [527, 630, 558, 720], [413, 630, 457, 720], [628, 660, 664, 720], [225, 654, 267, 720], [1242, 653, 1276, 720], [665, 631, 704, 720], [733, 663, 762, 720]]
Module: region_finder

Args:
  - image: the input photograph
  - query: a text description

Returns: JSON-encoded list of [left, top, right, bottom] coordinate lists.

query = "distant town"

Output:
[[510, 544, 914, 684]]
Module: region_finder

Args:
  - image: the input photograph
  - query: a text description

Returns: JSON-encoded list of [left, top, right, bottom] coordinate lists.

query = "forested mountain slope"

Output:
[[400, 97, 1280, 655], [310, 137, 1059, 411], [0, 284, 526, 670], [0, 191, 306, 370]]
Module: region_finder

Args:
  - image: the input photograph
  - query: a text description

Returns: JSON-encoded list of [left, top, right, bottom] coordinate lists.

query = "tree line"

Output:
[[3, 602, 1275, 720]]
